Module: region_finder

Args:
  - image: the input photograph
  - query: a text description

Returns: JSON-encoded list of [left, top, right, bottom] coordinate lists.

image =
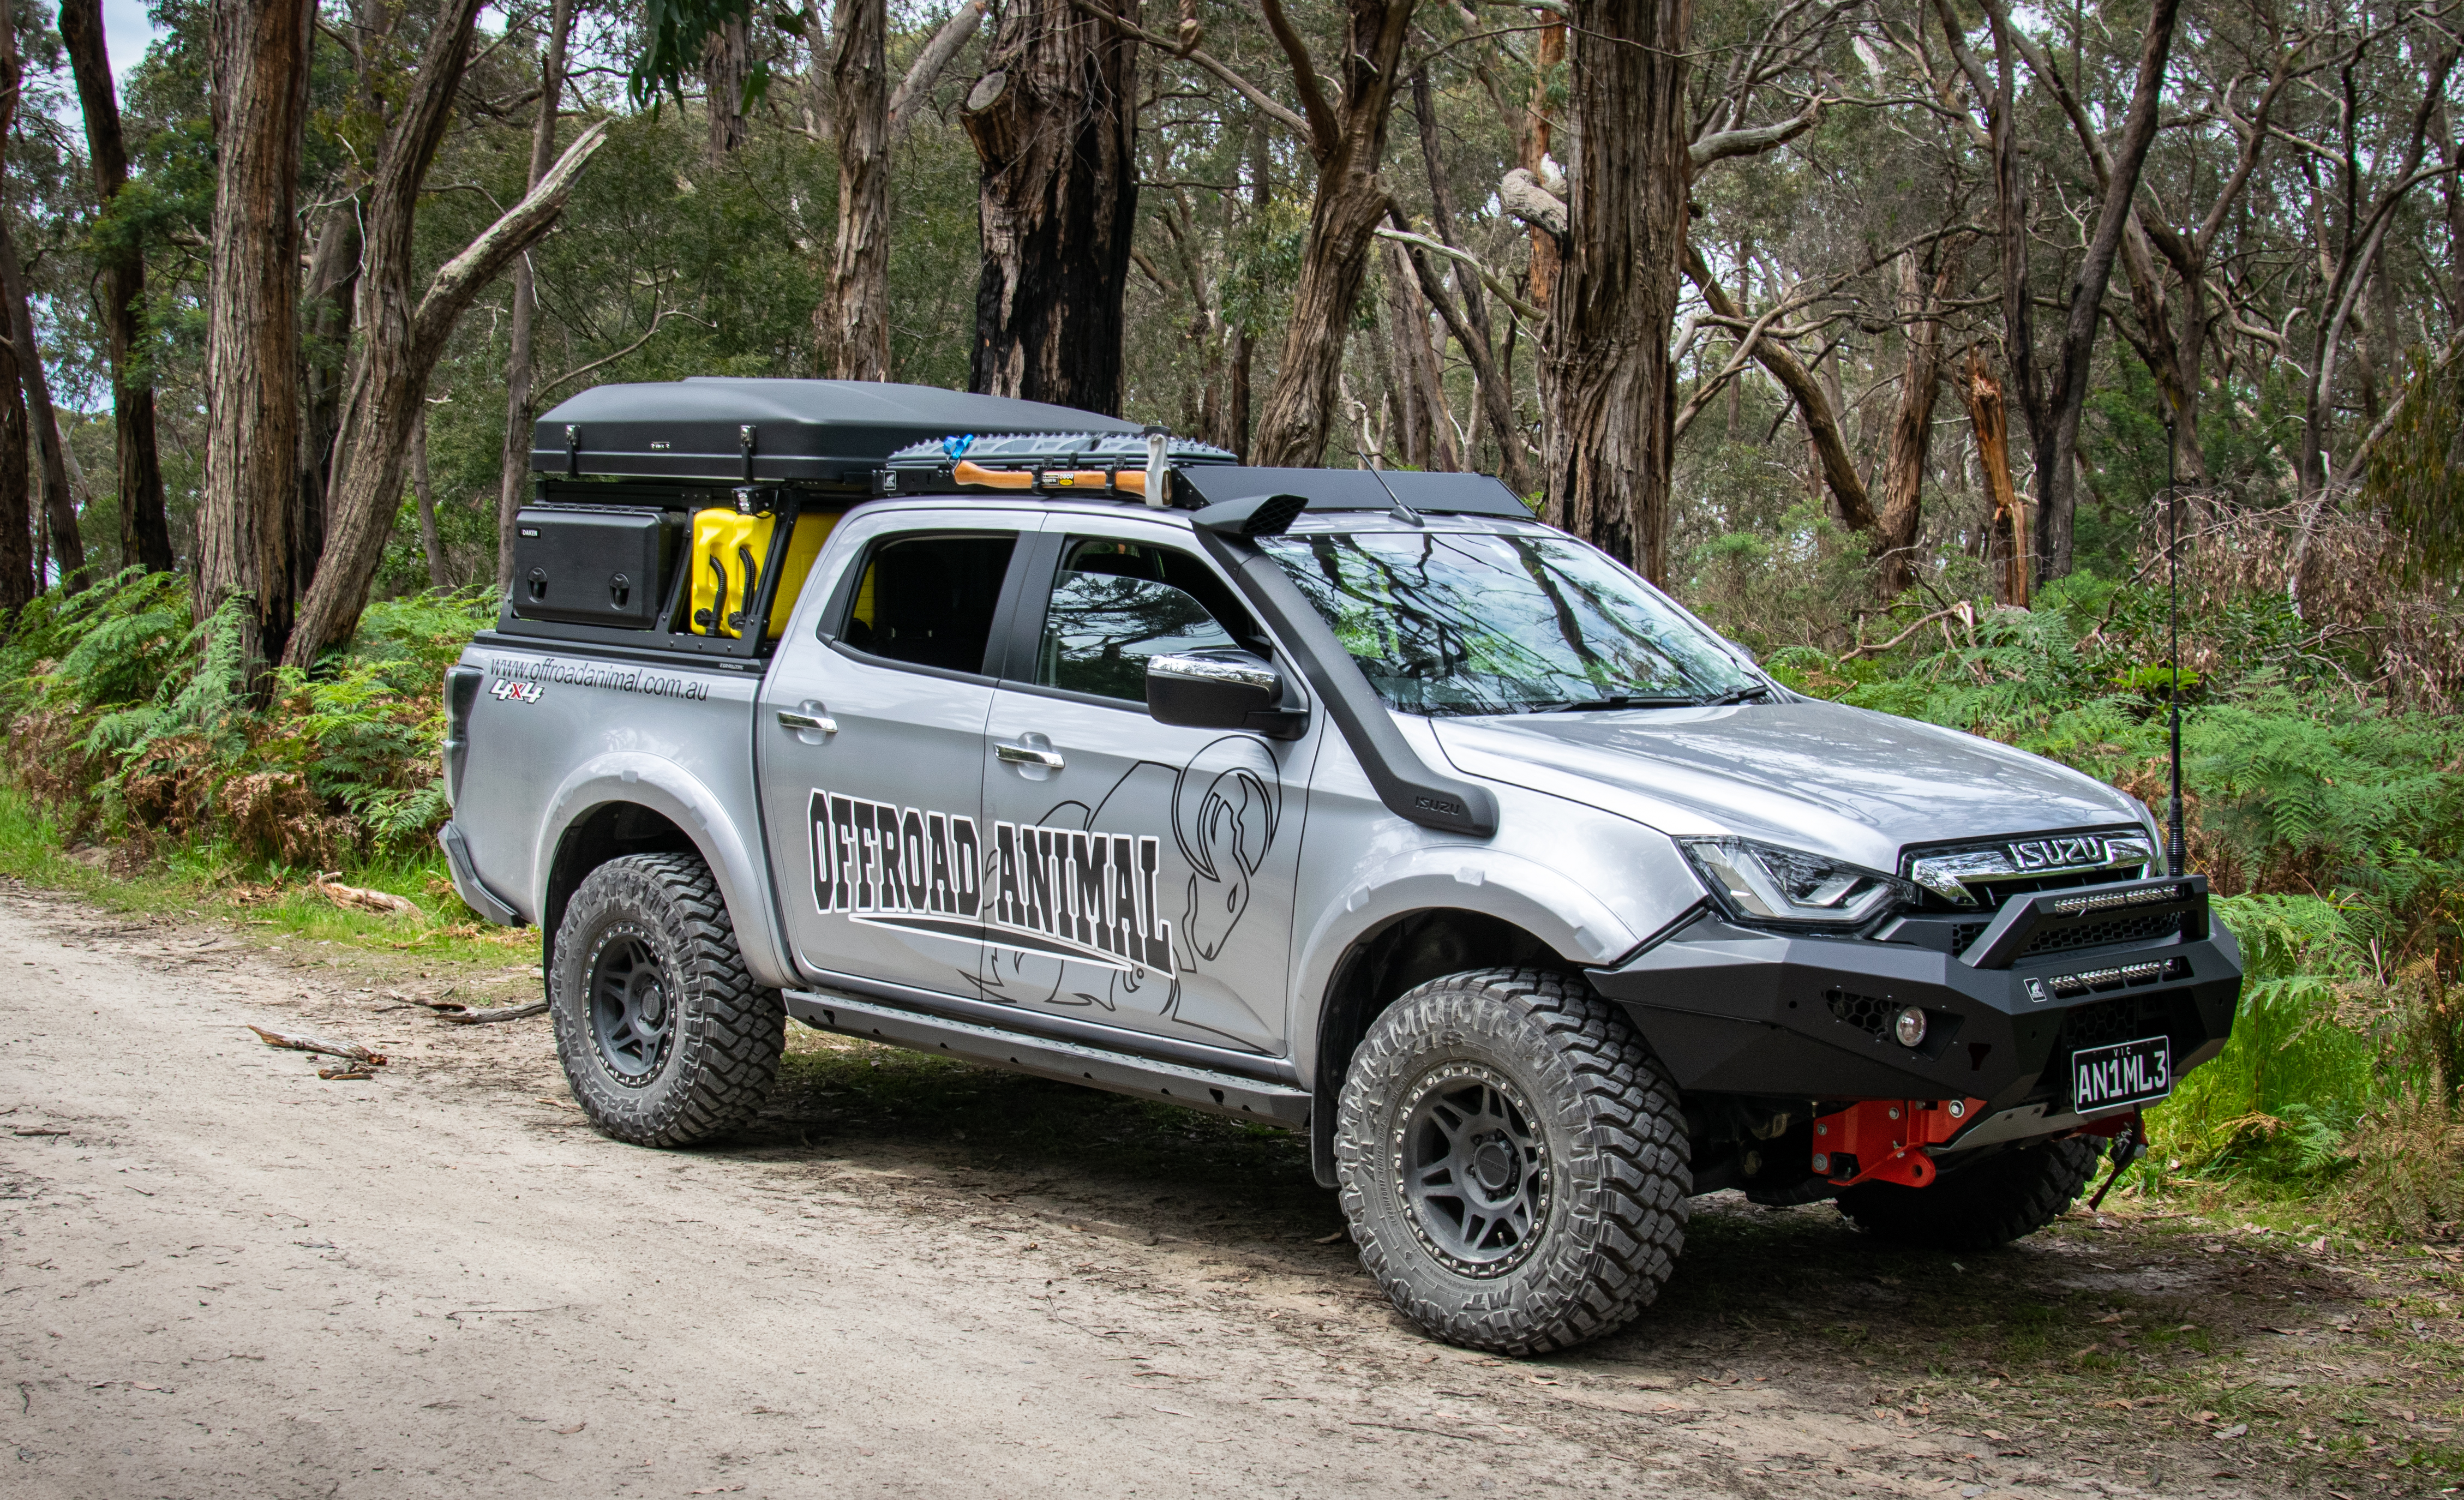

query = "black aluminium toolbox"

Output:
[[508, 505, 680, 629]]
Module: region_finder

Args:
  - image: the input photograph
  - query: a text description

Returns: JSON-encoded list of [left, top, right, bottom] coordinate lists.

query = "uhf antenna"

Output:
[[2165, 415, 2186, 878]]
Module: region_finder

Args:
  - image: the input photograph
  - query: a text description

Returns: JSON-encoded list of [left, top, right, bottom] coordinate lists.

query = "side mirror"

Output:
[[1147, 651, 1308, 740]]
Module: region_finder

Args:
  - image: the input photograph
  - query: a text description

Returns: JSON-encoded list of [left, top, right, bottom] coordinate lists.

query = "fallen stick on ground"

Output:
[[317, 1065, 376, 1081], [435, 1001, 548, 1025], [311, 874, 419, 917], [245, 1025, 387, 1064]]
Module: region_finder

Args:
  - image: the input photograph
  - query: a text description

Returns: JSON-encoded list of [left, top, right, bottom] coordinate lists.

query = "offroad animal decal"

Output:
[[806, 733, 1286, 1047], [807, 792, 1178, 976]]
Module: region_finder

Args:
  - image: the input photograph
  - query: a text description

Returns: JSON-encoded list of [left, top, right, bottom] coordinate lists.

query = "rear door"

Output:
[[976, 518, 1320, 1057], [757, 508, 1032, 998]]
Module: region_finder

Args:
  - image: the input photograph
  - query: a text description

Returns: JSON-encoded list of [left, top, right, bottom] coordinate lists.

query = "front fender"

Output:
[[533, 752, 795, 989], [1286, 848, 1641, 1088]]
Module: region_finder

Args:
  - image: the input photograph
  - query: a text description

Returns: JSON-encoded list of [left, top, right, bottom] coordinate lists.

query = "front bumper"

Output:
[[1586, 877, 2241, 1120]]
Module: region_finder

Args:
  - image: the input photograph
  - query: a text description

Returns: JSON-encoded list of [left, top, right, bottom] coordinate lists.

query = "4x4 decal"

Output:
[[808, 790, 1178, 976]]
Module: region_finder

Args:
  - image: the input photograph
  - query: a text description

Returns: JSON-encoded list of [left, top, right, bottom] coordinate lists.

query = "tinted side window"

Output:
[[840, 533, 1017, 674], [1035, 538, 1256, 702]]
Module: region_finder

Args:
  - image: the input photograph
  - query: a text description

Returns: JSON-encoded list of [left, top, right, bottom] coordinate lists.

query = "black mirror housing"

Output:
[[1146, 651, 1308, 740]]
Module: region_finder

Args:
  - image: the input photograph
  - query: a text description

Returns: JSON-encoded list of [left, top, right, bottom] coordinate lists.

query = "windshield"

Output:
[[1257, 528, 1760, 716]]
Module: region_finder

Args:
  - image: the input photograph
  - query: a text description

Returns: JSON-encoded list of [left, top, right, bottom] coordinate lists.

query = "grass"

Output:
[[0, 781, 541, 987]]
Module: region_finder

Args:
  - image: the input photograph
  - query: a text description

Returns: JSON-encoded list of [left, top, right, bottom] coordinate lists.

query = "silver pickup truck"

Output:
[[443, 378, 2241, 1354]]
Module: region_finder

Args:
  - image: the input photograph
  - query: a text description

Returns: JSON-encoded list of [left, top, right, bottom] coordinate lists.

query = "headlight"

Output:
[[1680, 838, 1911, 929]]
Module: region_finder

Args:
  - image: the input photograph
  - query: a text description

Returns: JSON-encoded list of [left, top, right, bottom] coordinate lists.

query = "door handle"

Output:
[[995, 741, 1064, 771], [777, 709, 838, 734]]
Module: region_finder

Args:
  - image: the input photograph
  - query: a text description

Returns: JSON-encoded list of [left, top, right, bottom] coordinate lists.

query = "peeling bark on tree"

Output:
[[963, 0, 1140, 415], [1873, 245, 1961, 597], [58, 0, 171, 574], [1959, 346, 2027, 609], [495, 0, 574, 595], [1541, 0, 1689, 584], [817, 0, 891, 381], [198, 0, 315, 673]]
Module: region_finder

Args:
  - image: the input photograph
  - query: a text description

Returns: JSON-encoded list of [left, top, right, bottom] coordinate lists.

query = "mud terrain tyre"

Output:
[[1835, 1135, 2103, 1251], [549, 853, 783, 1147], [1335, 968, 1689, 1355]]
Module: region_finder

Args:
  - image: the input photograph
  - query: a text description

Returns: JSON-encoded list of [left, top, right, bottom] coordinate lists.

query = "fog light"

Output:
[[1894, 1006, 1928, 1048]]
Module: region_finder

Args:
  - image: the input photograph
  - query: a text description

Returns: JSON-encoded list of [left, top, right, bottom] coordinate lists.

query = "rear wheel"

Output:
[[1836, 1135, 2103, 1251], [549, 853, 782, 1147], [1335, 968, 1690, 1356]]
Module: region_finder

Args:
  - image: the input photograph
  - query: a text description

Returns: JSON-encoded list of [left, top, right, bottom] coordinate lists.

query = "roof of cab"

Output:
[[531, 379, 1140, 484]]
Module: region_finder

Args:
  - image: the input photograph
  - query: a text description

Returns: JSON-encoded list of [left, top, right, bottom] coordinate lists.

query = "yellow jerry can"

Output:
[[689, 508, 837, 639]]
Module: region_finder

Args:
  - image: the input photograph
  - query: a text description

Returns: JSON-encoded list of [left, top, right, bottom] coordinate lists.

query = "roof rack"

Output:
[[879, 431, 1238, 505]]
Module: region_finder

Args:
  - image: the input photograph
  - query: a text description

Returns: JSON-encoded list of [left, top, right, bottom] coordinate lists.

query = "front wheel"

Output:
[[1335, 968, 1690, 1356], [1835, 1135, 2103, 1251], [549, 853, 783, 1147]]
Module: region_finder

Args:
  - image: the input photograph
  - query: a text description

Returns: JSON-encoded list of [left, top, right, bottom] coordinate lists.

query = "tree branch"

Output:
[[1069, 0, 1311, 141], [415, 120, 612, 358], [1258, 0, 1341, 159], [1690, 96, 1824, 168], [888, 0, 985, 141]]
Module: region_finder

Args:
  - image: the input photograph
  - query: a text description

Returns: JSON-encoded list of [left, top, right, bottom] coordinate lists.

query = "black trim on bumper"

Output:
[[439, 821, 524, 927], [1586, 907, 2240, 1111]]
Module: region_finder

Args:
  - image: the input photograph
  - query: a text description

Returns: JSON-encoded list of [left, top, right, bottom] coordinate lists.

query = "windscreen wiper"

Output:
[[1526, 694, 1698, 713], [1695, 682, 1774, 706]]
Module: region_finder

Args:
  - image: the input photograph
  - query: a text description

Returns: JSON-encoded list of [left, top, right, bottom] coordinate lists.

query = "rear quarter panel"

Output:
[[451, 643, 786, 983]]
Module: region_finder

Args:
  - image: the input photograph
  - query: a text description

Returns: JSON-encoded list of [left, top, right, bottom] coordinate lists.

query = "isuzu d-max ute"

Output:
[[443, 378, 2242, 1354]]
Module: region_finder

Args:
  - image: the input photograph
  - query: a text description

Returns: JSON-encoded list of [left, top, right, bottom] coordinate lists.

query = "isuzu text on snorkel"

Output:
[[441, 378, 2243, 1354]]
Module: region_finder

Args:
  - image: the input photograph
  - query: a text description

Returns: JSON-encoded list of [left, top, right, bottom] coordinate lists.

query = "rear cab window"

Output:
[[835, 532, 1017, 675]]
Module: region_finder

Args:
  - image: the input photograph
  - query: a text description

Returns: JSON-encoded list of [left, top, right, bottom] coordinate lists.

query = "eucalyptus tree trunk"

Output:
[[283, 0, 610, 669], [58, 0, 171, 574], [1539, 0, 1689, 584], [817, 0, 890, 380], [297, 205, 359, 581], [197, 0, 315, 671], [1958, 347, 2027, 609], [495, 0, 574, 595], [0, 1, 78, 591], [1872, 246, 1960, 597], [704, 14, 753, 158], [963, 0, 1139, 413], [1247, 0, 1419, 466], [0, 301, 30, 611]]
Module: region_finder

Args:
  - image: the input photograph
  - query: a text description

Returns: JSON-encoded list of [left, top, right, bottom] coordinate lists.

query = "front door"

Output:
[[976, 526, 1317, 1055], [759, 515, 1024, 999]]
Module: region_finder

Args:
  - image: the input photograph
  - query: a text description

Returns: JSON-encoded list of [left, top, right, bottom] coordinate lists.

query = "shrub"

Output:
[[1, 572, 491, 869]]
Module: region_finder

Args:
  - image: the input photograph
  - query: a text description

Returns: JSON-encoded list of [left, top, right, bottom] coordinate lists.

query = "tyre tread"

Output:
[[1335, 967, 1690, 1357]]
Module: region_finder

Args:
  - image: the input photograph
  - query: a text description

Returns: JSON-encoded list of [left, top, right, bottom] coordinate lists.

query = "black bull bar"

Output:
[[1585, 876, 2242, 1117]]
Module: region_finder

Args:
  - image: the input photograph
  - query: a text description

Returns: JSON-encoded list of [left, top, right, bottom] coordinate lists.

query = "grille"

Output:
[[1826, 989, 1895, 1039], [1902, 827, 2156, 914], [2020, 909, 2183, 957]]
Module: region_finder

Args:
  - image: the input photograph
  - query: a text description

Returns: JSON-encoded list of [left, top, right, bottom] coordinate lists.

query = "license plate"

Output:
[[2071, 1034, 2173, 1114]]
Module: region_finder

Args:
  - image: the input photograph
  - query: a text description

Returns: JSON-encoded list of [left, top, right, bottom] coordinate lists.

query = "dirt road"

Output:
[[2, 883, 2450, 1498]]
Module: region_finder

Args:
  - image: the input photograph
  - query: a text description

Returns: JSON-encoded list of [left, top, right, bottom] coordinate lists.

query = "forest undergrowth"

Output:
[[2, 562, 2459, 1237]]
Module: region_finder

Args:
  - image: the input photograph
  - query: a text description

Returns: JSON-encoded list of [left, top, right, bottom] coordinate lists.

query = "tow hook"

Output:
[[1810, 1097, 1990, 1189]]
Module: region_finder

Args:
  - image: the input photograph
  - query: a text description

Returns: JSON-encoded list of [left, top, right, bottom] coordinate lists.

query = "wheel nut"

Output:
[[1894, 1006, 1928, 1048]]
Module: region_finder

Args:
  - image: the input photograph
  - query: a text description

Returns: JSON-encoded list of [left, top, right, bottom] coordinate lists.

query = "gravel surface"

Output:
[[1, 881, 2414, 1497]]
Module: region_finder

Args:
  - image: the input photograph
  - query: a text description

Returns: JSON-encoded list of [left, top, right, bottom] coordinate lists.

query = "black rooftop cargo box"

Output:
[[531, 377, 1142, 484]]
